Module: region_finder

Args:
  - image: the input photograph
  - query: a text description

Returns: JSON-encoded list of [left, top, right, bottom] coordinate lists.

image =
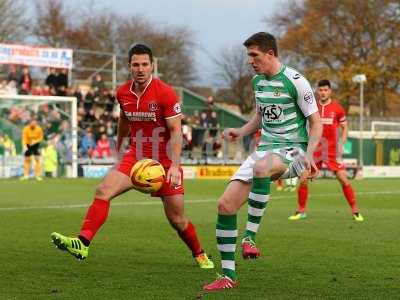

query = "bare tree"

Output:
[[115, 17, 196, 87], [267, 0, 400, 116], [0, 0, 28, 42], [213, 45, 254, 114]]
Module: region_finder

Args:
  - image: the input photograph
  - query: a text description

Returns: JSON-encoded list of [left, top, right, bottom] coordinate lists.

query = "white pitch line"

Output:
[[0, 190, 399, 212]]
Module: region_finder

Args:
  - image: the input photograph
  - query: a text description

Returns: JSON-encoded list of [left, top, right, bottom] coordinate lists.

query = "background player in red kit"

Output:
[[51, 44, 214, 269], [289, 79, 364, 221]]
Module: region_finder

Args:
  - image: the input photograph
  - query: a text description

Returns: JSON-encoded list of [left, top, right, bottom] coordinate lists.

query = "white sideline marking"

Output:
[[0, 190, 399, 212]]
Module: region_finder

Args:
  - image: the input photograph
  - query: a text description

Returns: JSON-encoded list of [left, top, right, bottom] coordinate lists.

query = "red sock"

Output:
[[79, 198, 110, 242], [342, 184, 358, 213], [297, 184, 308, 213], [177, 221, 203, 256]]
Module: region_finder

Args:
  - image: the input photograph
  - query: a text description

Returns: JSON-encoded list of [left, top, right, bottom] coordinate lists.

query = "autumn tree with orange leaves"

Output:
[[266, 0, 400, 116]]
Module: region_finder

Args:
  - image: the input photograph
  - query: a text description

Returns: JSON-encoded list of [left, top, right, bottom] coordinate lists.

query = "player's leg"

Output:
[[289, 174, 309, 220], [51, 168, 133, 259], [335, 169, 364, 221], [21, 147, 31, 180], [242, 153, 286, 257], [203, 180, 250, 290], [161, 194, 214, 269]]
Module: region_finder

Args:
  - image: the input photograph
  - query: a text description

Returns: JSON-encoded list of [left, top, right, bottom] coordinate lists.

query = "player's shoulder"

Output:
[[330, 100, 345, 110], [116, 80, 132, 95], [282, 66, 310, 87], [152, 78, 175, 93]]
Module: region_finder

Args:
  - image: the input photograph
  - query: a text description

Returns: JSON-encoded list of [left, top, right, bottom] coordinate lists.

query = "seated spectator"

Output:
[[94, 133, 112, 158], [79, 128, 96, 158]]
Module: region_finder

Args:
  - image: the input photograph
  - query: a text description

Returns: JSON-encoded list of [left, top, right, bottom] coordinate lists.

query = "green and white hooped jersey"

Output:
[[253, 64, 318, 150]]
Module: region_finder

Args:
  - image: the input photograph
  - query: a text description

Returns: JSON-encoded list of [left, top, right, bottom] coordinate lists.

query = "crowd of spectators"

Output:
[[0, 65, 224, 164]]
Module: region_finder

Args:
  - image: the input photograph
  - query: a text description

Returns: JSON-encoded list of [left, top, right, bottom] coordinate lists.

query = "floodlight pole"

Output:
[[359, 81, 364, 168], [352, 74, 367, 168]]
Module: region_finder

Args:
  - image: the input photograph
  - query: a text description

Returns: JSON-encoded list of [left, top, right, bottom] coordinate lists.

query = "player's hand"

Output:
[[222, 128, 241, 142], [167, 165, 181, 187], [304, 156, 319, 180]]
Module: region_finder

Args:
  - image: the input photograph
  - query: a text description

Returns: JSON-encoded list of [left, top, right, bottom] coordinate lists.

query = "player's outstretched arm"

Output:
[[223, 112, 261, 142]]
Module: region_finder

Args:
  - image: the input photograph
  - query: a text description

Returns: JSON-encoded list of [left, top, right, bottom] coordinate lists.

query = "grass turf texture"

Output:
[[0, 178, 399, 299]]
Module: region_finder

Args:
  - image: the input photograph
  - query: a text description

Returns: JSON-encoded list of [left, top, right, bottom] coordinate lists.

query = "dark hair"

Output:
[[128, 43, 153, 63], [243, 32, 278, 56], [317, 79, 331, 88]]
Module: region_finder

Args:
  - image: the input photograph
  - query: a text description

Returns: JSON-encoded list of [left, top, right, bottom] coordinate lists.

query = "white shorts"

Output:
[[231, 146, 307, 182]]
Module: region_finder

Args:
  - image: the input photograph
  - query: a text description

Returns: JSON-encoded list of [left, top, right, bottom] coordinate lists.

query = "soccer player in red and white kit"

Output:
[[51, 44, 214, 268], [289, 79, 364, 221]]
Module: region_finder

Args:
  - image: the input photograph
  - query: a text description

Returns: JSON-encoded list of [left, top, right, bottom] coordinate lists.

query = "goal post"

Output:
[[0, 94, 78, 178]]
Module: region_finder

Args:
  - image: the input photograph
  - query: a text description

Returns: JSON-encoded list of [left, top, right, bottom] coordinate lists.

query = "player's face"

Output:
[[130, 54, 153, 85], [317, 86, 332, 102], [246, 45, 275, 74]]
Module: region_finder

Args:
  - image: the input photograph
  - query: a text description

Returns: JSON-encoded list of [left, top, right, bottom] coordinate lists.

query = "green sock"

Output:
[[216, 214, 237, 280], [244, 177, 271, 242]]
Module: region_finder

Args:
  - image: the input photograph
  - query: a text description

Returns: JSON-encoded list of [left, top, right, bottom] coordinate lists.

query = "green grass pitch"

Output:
[[0, 178, 399, 299]]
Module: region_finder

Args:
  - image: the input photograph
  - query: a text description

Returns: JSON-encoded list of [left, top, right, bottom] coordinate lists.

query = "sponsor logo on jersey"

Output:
[[303, 91, 314, 104], [273, 88, 281, 97], [124, 111, 156, 122], [259, 104, 283, 122], [173, 103, 182, 114], [148, 101, 158, 112], [293, 73, 301, 79], [321, 117, 334, 125]]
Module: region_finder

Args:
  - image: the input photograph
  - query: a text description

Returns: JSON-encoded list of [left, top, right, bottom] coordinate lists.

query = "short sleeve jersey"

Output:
[[22, 125, 43, 146], [318, 100, 346, 152], [253, 65, 318, 149], [116, 77, 182, 163]]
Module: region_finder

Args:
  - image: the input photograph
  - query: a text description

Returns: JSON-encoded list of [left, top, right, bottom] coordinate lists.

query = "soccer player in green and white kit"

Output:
[[203, 32, 322, 291]]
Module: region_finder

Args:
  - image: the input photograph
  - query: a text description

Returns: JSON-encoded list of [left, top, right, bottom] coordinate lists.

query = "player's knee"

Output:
[[217, 197, 237, 215], [169, 214, 187, 231], [94, 182, 112, 200], [254, 159, 286, 178]]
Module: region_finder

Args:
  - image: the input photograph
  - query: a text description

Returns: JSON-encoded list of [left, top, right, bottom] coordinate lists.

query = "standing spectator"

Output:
[[55, 69, 68, 93], [45, 68, 57, 90], [19, 67, 32, 93], [42, 140, 58, 178], [0, 134, 16, 157], [208, 111, 219, 138], [7, 65, 18, 83], [91, 74, 106, 92]]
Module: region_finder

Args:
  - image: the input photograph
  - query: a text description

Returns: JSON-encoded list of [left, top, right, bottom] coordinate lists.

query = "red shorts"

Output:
[[117, 152, 184, 197], [315, 157, 346, 172]]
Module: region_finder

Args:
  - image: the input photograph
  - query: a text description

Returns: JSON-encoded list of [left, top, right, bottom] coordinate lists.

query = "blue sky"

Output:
[[57, 0, 281, 84]]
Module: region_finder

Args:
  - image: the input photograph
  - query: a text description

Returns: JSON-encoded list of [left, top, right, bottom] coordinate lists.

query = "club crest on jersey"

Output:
[[259, 104, 283, 122], [303, 91, 314, 104], [273, 88, 281, 97], [173, 103, 182, 114], [148, 101, 158, 112]]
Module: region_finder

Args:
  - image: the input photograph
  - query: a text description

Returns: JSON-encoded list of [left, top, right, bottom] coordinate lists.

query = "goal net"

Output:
[[0, 94, 78, 178]]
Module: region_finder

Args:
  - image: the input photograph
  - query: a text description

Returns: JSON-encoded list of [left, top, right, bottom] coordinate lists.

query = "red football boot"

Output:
[[203, 275, 238, 291], [241, 237, 261, 259]]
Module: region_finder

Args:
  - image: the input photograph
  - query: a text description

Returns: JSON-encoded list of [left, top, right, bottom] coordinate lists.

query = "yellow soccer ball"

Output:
[[130, 159, 166, 193]]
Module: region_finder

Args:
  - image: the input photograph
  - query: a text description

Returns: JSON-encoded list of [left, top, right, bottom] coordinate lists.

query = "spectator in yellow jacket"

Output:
[[21, 118, 44, 181]]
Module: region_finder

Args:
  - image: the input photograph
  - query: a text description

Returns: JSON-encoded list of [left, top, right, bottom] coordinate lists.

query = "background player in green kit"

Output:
[[203, 32, 322, 291]]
